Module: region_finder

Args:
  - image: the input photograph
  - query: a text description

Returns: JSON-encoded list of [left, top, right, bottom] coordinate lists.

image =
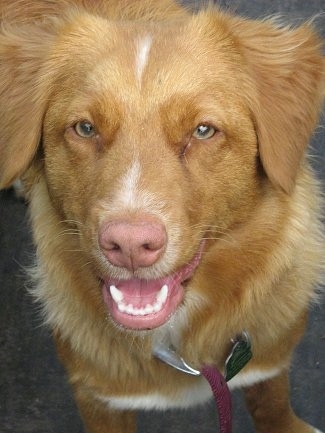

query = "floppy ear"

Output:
[[0, 14, 59, 189], [233, 18, 325, 193]]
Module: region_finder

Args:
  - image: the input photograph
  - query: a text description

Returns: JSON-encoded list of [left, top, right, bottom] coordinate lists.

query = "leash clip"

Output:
[[153, 331, 252, 382], [224, 331, 252, 382], [152, 344, 201, 376]]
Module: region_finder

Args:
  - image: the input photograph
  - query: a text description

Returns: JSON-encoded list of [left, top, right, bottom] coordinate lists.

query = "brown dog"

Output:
[[0, 1, 324, 432]]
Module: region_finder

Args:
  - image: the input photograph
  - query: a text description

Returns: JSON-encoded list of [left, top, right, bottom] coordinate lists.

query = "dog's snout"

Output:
[[99, 216, 167, 271]]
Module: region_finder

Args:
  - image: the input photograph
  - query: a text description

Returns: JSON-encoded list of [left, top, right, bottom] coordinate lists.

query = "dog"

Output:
[[0, 1, 324, 432]]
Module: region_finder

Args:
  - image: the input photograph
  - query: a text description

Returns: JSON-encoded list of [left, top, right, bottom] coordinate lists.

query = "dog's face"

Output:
[[0, 7, 324, 332], [41, 15, 260, 330]]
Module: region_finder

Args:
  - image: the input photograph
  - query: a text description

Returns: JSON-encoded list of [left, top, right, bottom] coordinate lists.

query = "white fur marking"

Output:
[[95, 367, 283, 411], [136, 36, 152, 85], [228, 366, 282, 390], [314, 429, 324, 433], [96, 378, 212, 411], [119, 160, 141, 209]]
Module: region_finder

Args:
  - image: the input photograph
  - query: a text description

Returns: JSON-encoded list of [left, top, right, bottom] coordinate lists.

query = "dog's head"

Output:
[[1, 2, 324, 331]]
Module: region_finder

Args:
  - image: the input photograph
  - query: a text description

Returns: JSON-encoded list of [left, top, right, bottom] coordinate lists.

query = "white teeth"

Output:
[[110, 285, 124, 303], [156, 284, 168, 304], [144, 304, 154, 314], [118, 303, 127, 313], [110, 284, 169, 317], [153, 302, 162, 313], [138, 308, 146, 316], [126, 304, 134, 315]]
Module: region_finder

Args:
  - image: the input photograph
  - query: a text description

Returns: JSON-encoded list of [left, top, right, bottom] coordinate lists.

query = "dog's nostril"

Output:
[[109, 242, 121, 251], [99, 217, 167, 271]]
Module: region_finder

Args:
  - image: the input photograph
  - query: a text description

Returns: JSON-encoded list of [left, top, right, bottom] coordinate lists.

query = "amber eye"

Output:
[[74, 121, 96, 138], [192, 124, 216, 140]]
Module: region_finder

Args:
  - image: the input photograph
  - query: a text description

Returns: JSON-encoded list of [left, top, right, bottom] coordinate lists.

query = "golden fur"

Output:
[[0, 1, 324, 432]]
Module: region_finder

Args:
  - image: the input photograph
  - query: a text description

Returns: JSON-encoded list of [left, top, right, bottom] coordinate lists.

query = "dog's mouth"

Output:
[[102, 243, 204, 330]]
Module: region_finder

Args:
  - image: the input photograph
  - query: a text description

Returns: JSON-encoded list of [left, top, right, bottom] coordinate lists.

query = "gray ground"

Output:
[[0, 1, 324, 432]]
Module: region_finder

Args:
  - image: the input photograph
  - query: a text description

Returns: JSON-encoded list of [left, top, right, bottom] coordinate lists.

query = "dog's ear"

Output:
[[0, 15, 60, 189], [233, 18, 325, 193]]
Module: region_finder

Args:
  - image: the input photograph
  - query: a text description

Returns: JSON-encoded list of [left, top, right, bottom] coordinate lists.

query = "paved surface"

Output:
[[0, 1, 324, 432]]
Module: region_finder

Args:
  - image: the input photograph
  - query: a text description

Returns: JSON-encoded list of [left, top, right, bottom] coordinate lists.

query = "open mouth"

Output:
[[102, 243, 204, 330]]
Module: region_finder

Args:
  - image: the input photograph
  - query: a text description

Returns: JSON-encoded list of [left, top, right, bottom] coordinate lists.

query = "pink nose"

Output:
[[99, 216, 167, 271]]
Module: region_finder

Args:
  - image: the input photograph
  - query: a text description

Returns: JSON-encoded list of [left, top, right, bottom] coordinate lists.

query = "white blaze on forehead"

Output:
[[119, 159, 141, 209], [135, 35, 152, 85], [107, 158, 163, 216]]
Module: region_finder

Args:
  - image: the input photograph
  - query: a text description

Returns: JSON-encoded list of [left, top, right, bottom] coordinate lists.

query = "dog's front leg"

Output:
[[74, 386, 136, 433], [243, 369, 316, 433]]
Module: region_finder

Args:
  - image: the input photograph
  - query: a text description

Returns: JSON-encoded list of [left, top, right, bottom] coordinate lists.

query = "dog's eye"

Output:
[[74, 121, 96, 138], [192, 124, 216, 140]]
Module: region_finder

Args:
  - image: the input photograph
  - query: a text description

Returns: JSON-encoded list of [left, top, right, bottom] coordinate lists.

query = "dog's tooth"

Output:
[[153, 302, 162, 313], [138, 308, 146, 316], [118, 303, 127, 313], [133, 307, 145, 316], [156, 284, 168, 305], [110, 285, 124, 303], [144, 304, 154, 314], [126, 304, 135, 315]]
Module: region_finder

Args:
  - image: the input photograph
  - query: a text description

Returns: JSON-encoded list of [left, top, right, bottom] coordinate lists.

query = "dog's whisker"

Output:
[[64, 248, 85, 253], [57, 230, 80, 236], [79, 261, 93, 270], [201, 236, 236, 246], [57, 219, 84, 227]]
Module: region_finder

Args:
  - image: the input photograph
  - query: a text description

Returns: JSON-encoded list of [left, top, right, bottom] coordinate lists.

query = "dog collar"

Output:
[[153, 331, 252, 433]]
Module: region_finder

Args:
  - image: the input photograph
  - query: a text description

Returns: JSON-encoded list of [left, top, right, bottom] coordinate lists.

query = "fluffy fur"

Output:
[[0, 1, 324, 432]]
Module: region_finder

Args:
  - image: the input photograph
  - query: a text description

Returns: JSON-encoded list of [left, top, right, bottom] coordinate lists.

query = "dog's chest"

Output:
[[95, 367, 281, 411]]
